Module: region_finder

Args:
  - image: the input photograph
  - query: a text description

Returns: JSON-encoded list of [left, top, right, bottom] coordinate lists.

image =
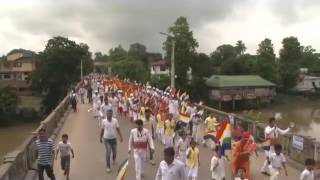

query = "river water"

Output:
[[238, 99, 320, 140], [0, 122, 38, 163]]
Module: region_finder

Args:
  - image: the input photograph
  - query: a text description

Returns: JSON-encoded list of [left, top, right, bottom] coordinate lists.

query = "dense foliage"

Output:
[[32, 36, 93, 113]]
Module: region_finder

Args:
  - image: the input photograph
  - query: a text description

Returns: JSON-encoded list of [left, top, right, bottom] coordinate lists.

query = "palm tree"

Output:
[[235, 40, 247, 55]]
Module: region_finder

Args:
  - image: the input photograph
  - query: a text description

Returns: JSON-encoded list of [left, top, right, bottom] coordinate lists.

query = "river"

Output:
[[0, 122, 38, 163], [238, 98, 320, 140]]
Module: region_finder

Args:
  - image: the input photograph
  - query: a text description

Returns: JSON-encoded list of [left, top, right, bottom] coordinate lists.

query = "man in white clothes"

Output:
[[109, 93, 119, 117], [261, 117, 290, 176], [100, 109, 123, 173], [128, 120, 155, 180], [156, 147, 187, 180], [100, 97, 112, 118], [169, 97, 179, 120]]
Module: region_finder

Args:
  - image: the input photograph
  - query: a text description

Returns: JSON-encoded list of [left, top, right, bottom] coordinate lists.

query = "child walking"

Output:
[[210, 146, 227, 180], [268, 144, 288, 180], [300, 158, 315, 180], [176, 130, 189, 164], [56, 134, 75, 180], [186, 138, 200, 180]]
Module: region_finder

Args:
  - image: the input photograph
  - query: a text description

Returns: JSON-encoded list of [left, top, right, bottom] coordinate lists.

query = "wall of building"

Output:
[[150, 65, 169, 75]]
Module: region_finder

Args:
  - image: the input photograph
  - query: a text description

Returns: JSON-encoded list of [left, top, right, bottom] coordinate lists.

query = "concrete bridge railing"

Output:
[[196, 104, 320, 168], [0, 83, 79, 180]]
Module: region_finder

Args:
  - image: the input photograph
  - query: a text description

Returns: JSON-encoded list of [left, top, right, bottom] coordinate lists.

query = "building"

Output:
[[0, 49, 36, 95], [294, 68, 320, 93], [150, 59, 170, 76], [206, 75, 276, 109], [295, 75, 320, 93]]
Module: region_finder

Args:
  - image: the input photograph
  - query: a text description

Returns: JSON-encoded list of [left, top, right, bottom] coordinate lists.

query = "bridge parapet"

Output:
[[0, 83, 80, 180], [196, 104, 320, 168]]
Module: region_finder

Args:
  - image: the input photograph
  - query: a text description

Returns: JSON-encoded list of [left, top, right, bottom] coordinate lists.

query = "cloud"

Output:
[[0, 0, 248, 54], [0, 0, 320, 56]]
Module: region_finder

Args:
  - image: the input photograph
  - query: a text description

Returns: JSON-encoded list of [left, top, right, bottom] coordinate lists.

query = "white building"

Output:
[[295, 75, 320, 92], [150, 60, 170, 76]]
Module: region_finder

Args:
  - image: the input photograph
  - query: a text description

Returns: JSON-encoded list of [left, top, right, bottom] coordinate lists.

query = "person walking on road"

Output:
[[100, 109, 123, 173], [128, 119, 155, 180], [35, 128, 56, 180], [261, 117, 290, 176], [156, 147, 187, 180], [55, 134, 75, 180]]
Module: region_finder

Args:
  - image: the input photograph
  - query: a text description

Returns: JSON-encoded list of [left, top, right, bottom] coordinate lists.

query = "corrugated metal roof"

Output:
[[206, 75, 275, 88]]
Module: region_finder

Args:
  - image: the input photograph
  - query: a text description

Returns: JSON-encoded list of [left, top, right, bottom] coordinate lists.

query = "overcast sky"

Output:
[[1, 0, 320, 56]]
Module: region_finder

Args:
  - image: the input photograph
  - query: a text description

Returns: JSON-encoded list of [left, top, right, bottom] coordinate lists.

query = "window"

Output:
[[160, 65, 166, 71], [4, 74, 11, 79], [15, 62, 22, 67]]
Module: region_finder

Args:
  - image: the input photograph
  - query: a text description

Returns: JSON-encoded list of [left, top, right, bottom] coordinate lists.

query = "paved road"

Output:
[[46, 103, 300, 180]]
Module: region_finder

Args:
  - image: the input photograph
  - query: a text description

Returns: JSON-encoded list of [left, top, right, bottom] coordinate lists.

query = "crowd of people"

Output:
[[34, 74, 320, 180]]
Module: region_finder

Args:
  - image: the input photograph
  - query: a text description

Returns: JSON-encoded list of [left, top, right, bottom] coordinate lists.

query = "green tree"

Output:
[[128, 43, 148, 67], [279, 36, 302, 92], [210, 44, 237, 66], [150, 75, 170, 90], [109, 45, 127, 61], [163, 16, 199, 89], [256, 38, 278, 83], [301, 46, 320, 74], [220, 54, 256, 75], [0, 87, 20, 125], [111, 58, 149, 82], [235, 40, 247, 55], [191, 53, 213, 78], [32, 36, 93, 113]]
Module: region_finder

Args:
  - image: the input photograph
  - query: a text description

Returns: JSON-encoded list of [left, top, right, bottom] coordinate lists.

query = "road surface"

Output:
[[33, 103, 300, 180]]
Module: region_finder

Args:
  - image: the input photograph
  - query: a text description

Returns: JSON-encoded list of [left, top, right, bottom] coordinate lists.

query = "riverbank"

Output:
[[0, 122, 38, 163], [237, 94, 320, 140]]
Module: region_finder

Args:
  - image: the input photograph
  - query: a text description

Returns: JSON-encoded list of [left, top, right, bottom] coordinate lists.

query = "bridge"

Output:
[[0, 95, 304, 180]]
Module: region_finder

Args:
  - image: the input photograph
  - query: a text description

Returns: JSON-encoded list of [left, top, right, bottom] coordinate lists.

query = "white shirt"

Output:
[[102, 118, 119, 139], [234, 178, 248, 180], [101, 103, 112, 117], [128, 128, 154, 151], [300, 169, 314, 180], [269, 152, 286, 169], [264, 125, 290, 139], [155, 159, 187, 180], [210, 156, 227, 179], [57, 141, 73, 157]]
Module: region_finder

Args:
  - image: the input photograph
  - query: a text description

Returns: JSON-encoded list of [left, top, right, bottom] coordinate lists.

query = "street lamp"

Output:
[[159, 32, 175, 89]]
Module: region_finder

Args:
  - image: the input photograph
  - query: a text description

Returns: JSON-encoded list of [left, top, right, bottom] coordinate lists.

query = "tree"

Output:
[[191, 53, 213, 78], [256, 38, 278, 83], [150, 75, 170, 90], [111, 58, 149, 83], [109, 45, 127, 61], [300, 46, 320, 74], [220, 54, 256, 75], [128, 43, 148, 66], [210, 44, 237, 66], [0, 87, 20, 124], [235, 40, 247, 55], [32, 36, 93, 113], [279, 36, 302, 92], [163, 16, 199, 89]]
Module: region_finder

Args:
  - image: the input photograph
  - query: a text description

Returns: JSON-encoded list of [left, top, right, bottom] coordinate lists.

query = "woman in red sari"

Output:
[[231, 132, 251, 179]]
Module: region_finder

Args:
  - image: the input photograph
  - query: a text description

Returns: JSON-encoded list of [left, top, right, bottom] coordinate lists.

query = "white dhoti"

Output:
[[177, 150, 187, 164], [156, 128, 164, 144], [133, 149, 147, 180], [269, 166, 281, 180], [164, 134, 174, 148], [186, 166, 198, 178], [261, 145, 275, 173]]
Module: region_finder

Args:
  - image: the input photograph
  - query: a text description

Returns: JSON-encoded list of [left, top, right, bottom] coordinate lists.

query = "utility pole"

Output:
[[160, 32, 175, 88], [80, 59, 83, 81], [171, 40, 175, 88]]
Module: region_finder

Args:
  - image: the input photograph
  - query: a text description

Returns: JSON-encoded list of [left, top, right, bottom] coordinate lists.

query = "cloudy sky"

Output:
[[1, 0, 320, 56]]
